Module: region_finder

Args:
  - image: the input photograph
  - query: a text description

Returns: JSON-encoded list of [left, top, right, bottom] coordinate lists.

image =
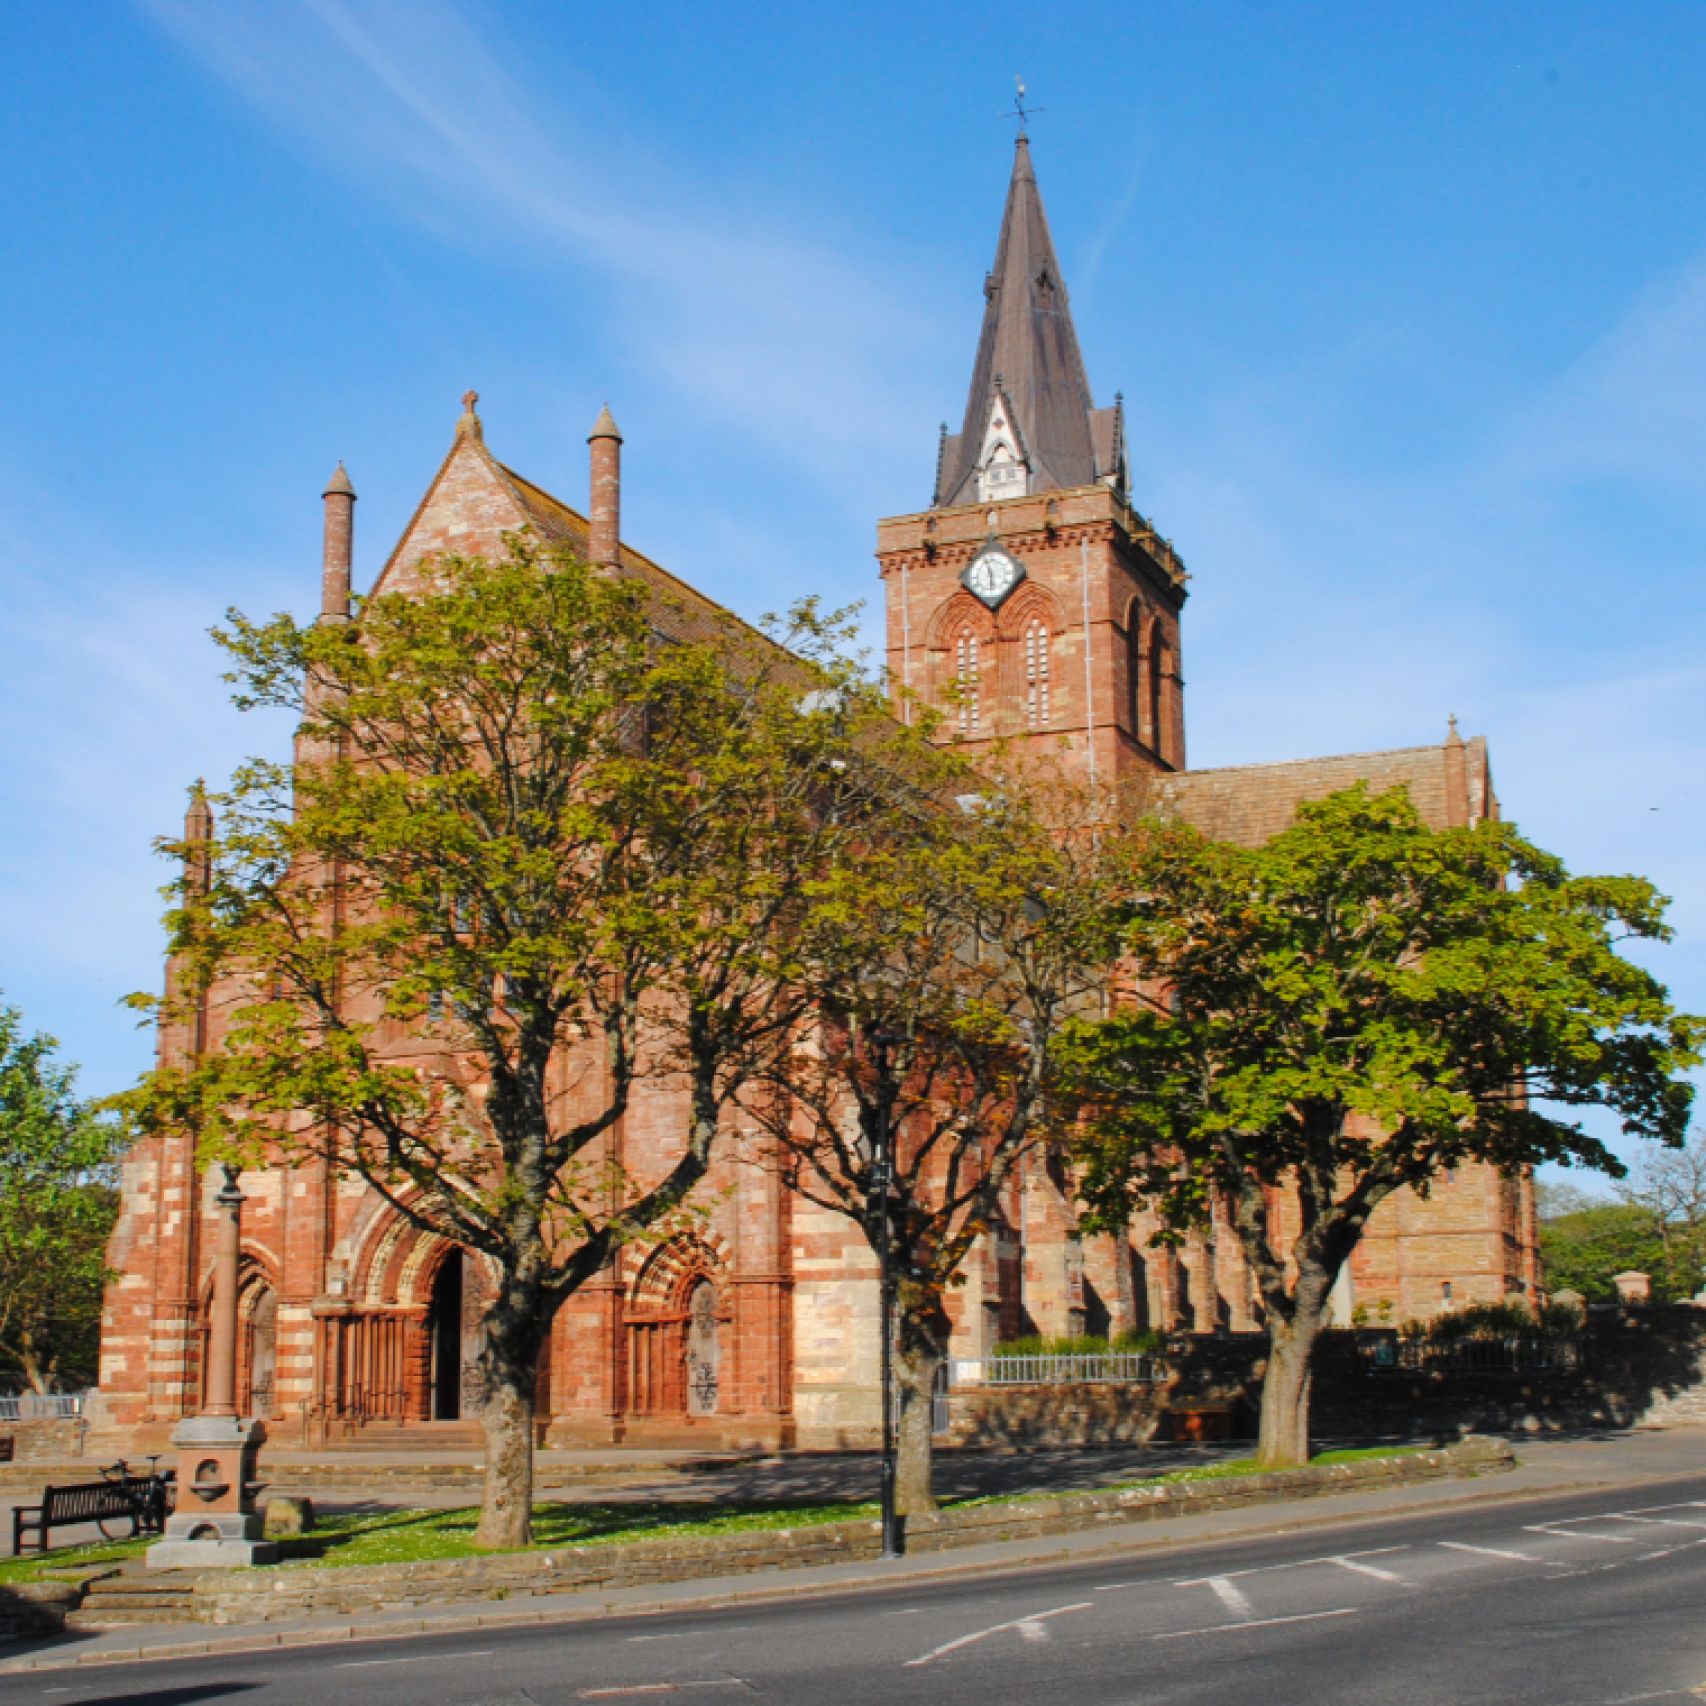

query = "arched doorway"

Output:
[[241, 1281, 276, 1419], [427, 1248, 489, 1421], [625, 1240, 728, 1419]]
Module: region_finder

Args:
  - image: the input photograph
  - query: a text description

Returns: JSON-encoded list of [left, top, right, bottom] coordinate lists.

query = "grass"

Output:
[[0, 1443, 1434, 1585]]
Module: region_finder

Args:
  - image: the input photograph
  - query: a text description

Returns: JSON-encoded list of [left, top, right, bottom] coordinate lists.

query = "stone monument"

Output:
[[148, 1165, 278, 1568]]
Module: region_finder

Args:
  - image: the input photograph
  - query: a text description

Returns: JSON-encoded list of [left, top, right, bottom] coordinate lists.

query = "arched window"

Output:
[[1022, 618, 1050, 728], [953, 626, 982, 734], [1126, 605, 1146, 742], [1148, 621, 1167, 758]]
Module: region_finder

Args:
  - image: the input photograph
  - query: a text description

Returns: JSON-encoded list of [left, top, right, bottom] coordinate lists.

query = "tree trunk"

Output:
[[894, 1294, 948, 1516], [474, 1296, 544, 1550], [1256, 1278, 1328, 1467]]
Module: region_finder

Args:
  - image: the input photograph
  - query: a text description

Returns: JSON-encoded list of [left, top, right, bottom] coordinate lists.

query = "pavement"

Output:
[[6, 1432, 1706, 1702], [2, 1426, 1702, 1681]]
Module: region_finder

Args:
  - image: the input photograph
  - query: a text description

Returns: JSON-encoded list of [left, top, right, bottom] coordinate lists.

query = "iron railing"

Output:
[[0, 1391, 88, 1422], [1362, 1336, 1581, 1376], [951, 1353, 1166, 1387]]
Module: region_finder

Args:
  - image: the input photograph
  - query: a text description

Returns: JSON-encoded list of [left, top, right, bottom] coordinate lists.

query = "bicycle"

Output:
[[96, 1456, 176, 1539]]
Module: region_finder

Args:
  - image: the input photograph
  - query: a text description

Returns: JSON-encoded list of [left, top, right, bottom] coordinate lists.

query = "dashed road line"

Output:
[[1201, 1576, 1256, 1618], [1526, 1523, 1638, 1545], [1327, 1554, 1407, 1583], [338, 1649, 495, 1668], [1154, 1607, 1359, 1641], [1438, 1539, 1546, 1564]]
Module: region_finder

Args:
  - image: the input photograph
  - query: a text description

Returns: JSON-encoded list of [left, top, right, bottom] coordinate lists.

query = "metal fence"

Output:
[[949, 1353, 1166, 1387], [0, 1390, 89, 1422], [1361, 1336, 1581, 1376]]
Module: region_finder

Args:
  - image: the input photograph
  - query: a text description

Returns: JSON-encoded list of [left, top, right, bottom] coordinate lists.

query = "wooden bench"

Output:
[[11, 1478, 148, 1555]]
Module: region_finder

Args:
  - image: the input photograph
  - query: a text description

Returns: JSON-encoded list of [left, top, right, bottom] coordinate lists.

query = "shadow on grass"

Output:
[[273, 1497, 884, 1568]]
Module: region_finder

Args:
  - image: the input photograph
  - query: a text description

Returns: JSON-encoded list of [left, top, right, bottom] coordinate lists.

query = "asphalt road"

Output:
[[16, 1474, 1706, 1705]]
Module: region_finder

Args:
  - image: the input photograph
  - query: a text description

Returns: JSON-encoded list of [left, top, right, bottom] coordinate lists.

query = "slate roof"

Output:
[[935, 137, 1121, 506], [1153, 739, 1496, 846]]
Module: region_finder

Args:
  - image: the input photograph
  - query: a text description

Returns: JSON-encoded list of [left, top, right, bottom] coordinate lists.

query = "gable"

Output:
[[369, 433, 536, 600]]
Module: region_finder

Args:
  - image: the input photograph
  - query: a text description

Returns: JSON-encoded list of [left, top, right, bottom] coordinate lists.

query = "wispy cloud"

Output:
[[143, 0, 946, 500]]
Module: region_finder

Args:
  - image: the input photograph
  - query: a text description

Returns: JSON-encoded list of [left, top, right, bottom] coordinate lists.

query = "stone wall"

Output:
[[944, 1307, 1706, 1449], [189, 1439, 1511, 1625]]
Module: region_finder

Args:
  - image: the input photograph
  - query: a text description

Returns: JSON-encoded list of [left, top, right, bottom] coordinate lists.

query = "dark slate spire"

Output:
[[935, 136, 1116, 508]]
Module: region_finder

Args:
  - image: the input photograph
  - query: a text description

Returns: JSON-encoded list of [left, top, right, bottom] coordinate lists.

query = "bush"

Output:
[[1421, 1300, 1581, 1343], [989, 1330, 1165, 1358]]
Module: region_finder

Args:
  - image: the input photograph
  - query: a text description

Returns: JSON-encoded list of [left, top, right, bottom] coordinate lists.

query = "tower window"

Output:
[[1022, 618, 1050, 728], [954, 628, 981, 734]]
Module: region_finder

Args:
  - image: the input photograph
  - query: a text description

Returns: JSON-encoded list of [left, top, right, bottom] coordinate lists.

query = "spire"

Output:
[[184, 778, 213, 841], [936, 136, 1108, 508], [588, 402, 623, 444]]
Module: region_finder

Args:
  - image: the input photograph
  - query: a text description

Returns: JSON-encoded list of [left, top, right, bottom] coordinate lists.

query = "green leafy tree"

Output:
[[747, 766, 1121, 1515], [0, 1001, 123, 1393], [1063, 784, 1702, 1466], [1538, 1201, 1671, 1301], [120, 539, 884, 1547]]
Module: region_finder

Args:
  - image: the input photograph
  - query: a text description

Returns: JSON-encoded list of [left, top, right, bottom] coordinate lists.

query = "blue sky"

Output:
[[1, 2, 1701, 1182]]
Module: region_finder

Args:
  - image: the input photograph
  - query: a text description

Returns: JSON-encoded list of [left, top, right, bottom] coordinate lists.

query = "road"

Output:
[[14, 1474, 1706, 1704]]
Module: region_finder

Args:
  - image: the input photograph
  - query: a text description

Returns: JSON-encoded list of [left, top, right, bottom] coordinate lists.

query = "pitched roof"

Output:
[[1153, 738, 1497, 846], [367, 410, 754, 653], [936, 137, 1110, 506]]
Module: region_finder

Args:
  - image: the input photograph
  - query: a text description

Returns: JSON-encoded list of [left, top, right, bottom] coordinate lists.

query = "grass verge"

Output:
[[0, 1443, 1436, 1584]]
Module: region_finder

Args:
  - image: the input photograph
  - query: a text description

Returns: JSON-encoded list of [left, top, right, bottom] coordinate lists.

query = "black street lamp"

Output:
[[866, 1026, 904, 1560]]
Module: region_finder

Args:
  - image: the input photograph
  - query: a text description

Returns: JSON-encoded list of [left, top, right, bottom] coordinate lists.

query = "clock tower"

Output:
[[877, 136, 1187, 784]]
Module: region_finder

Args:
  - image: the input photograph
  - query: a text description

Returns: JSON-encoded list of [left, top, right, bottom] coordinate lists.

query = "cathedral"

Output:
[[91, 138, 1540, 1452]]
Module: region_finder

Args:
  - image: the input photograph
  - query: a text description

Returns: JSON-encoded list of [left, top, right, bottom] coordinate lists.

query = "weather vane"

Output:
[[1003, 76, 1043, 136]]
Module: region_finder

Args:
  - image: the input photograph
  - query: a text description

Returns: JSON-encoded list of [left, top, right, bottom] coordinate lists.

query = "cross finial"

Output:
[[462, 390, 478, 413], [1002, 75, 1043, 136], [456, 389, 484, 441]]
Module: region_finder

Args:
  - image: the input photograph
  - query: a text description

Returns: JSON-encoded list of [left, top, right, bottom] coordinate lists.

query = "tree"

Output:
[[746, 764, 1121, 1515], [121, 539, 881, 1546], [1538, 1201, 1670, 1302], [1062, 784, 1702, 1466], [0, 1000, 123, 1393], [1619, 1131, 1706, 1298]]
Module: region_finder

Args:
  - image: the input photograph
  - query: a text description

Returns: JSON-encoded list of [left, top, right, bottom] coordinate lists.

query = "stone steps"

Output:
[[66, 1569, 204, 1627]]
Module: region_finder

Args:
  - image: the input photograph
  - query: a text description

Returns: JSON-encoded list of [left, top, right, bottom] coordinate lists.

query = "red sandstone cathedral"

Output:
[[92, 139, 1540, 1451]]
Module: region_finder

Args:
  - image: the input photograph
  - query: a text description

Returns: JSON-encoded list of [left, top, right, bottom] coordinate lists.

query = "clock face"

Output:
[[963, 546, 1023, 609]]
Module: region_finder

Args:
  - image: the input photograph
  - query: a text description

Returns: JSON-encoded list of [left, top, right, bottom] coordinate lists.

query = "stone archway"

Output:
[[625, 1238, 729, 1419]]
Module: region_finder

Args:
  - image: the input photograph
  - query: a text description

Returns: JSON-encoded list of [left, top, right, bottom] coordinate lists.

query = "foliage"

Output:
[[1416, 1299, 1583, 1342], [1539, 1203, 1678, 1301], [742, 761, 1125, 1511], [116, 538, 890, 1546], [990, 1329, 1166, 1357], [0, 1000, 123, 1392], [1062, 783, 1703, 1465]]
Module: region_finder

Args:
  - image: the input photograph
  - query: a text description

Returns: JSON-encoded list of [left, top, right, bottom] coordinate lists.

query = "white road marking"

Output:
[[1018, 1620, 1051, 1643], [337, 1649, 494, 1668], [1439, 1540, 1545, 1564], [629, 1627, 757, 1642], [1155, 1607, 1359, 1641], [1328, 1554, 1406, 1583], [1199, 1576, 1256, 1619], [582, 1688, 679, 1699], [1525, 1523, 1638, 1544], [1611, 1514, 1706, 1530], [903, 1601, 1094, 1668]]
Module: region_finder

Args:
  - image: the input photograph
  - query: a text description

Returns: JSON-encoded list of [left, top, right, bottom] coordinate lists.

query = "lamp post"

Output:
[[148, 1163, 278, 1569], [866, 1026, 904, 1560]]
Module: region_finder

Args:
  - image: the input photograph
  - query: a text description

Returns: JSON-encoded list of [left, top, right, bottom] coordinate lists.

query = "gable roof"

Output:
[[368, 410, 751, 652]]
